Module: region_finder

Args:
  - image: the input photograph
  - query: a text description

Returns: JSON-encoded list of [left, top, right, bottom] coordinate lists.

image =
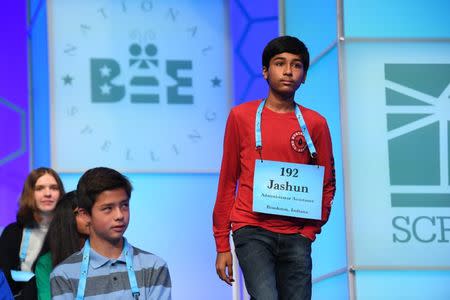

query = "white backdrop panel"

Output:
[[47, 0, 230, 172]]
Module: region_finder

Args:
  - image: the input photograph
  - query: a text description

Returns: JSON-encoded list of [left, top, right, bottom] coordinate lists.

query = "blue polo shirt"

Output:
[[50, 240, 171, 300]]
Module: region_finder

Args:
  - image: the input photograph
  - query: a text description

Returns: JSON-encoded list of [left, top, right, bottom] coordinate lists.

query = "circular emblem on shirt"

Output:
[[290, 131, 307, 153]]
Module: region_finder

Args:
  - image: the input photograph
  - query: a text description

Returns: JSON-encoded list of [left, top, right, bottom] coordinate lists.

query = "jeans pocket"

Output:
[[232, 226, 255, 247]]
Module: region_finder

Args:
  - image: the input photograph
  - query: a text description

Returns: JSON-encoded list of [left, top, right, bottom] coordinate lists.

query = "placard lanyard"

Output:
[[255, 99, 317, 159], [76, 239, 140, 300], [19, 228, 31, 263]]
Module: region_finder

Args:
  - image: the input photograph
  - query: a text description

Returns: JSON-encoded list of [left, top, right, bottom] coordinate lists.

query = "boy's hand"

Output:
[[215, 251, 234, 285]]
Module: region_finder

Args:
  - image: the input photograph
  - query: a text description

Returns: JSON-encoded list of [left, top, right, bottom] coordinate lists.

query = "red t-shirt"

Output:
[[213, 100, 336, 252]]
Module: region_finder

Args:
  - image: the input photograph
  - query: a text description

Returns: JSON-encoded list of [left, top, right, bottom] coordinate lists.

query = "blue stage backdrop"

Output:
[[0, 0, 30, 230], [342, 0, 450, 299], [46, 0, 231, 173], [29, 0, 279, 299]]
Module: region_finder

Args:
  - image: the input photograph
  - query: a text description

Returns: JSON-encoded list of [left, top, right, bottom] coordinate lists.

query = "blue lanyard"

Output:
[[76, 239, 140, 300], [19, 228, 31, 263], [255, 99, 317, 159]]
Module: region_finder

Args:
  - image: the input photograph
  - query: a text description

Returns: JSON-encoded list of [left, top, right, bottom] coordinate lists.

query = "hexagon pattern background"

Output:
[[230, 0, 278, 105], [0, 1, 30, 228]]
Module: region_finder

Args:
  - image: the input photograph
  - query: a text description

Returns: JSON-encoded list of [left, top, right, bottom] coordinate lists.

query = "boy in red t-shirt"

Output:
[[213, 36, 336, 299]]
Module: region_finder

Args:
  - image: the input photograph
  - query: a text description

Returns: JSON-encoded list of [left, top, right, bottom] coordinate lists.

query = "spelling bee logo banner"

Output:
[[343, 43, 450, 267], [47, 0, 230, 172], [386, 64, 450, 244]]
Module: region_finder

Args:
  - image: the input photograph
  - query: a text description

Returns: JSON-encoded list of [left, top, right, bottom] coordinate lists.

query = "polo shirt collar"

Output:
[[87, 240, 127, 269]]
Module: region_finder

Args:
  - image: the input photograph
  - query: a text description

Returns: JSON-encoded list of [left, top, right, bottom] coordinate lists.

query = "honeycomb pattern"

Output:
[[230, 0, 278, 104], [0, 97, 28, 227], [0, 0, 31, 227], [0, 98, 26, 166]]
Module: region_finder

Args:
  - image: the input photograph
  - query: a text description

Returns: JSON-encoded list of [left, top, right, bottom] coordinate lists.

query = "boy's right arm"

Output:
[[215, 252, 234, 286], [50, 269, 75, 300], [213, 110, 241, 285]]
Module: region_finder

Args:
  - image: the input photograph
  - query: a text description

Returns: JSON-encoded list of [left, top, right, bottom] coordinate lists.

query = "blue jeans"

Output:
[[233, 226, 312, 300]]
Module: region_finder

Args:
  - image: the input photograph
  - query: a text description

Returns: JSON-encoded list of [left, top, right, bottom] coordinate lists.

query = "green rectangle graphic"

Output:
[[391, 194, 450, 207]]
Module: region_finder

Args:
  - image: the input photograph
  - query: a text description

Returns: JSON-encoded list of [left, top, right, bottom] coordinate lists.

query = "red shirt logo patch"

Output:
[[290, 131, 307, 153]]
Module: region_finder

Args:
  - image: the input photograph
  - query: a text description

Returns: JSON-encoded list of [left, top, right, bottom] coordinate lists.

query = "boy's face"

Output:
[[87, 188, 130, 245], [263, 52, 306, 97]]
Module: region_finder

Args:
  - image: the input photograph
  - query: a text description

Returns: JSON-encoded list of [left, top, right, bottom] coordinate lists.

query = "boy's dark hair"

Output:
[[262, 35, 310, 74], [77, 167, 132, 213]]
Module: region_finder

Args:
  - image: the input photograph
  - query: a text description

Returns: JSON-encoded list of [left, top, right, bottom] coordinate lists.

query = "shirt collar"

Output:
[[87, 239, 128, 269]]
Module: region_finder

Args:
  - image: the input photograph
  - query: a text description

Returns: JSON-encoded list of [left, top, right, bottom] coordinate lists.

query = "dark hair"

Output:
[[77, 167, 132, 214], [17, 167, 65, 226], [46, 191, 83, 267], [262, 36, 310, 74]]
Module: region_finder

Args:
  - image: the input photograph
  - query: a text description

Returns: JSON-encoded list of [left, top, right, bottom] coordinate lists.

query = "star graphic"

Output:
[[62, 74, 73, 85], [100, 83, 112, 95], [211, 76, 221, 87], [100, 65, 112, 77]]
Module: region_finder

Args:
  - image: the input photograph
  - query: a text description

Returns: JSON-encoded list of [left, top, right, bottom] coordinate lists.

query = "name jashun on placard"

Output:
[[266, 179, 309, 193]]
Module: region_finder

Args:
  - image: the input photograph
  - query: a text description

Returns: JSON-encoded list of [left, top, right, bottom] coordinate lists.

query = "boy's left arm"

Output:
[[303, 119, 336, 237], [146, 260, 172, 300]]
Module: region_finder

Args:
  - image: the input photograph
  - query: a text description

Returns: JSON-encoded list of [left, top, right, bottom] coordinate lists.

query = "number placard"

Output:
[[253, 160, 324, 220], [280, 167, 299, 177]]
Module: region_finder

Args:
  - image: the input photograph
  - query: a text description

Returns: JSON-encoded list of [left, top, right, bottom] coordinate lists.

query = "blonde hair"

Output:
[[16, 167, 65, 226]]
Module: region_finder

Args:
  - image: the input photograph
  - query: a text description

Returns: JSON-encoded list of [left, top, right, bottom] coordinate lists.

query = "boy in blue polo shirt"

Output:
[[50, 167, 171, 299]]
